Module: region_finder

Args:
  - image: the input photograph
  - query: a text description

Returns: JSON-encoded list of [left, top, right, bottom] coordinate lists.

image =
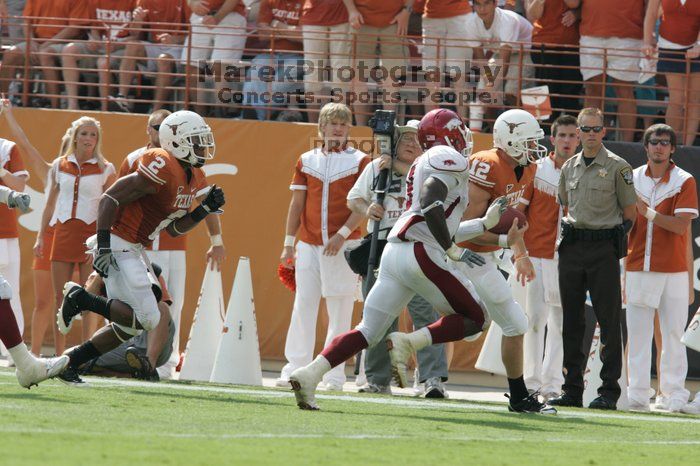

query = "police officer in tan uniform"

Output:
[[548, 107, 638, 411]]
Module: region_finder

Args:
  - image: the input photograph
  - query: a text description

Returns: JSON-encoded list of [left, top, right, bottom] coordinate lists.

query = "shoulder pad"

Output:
[[425, 146, 468, 173]]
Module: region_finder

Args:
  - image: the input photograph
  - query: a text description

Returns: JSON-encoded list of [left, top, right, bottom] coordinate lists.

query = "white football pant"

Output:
[[626, 271, 690, 405]]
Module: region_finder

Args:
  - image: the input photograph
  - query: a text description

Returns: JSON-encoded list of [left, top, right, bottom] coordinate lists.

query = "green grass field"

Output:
[[1, 368, 699, 466]]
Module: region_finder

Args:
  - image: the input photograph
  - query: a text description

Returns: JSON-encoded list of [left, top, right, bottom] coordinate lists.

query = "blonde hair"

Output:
[[318, 103, 352, 138], [58, 116, 108, 170], [577, 107, 604, 126], [148, 109, 171, 125]]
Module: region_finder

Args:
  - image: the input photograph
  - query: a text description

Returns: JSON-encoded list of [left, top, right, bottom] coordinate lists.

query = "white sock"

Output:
[[309, 355, 331, 376], [7, 342, 35, 370], [407, 327, 432, 352]]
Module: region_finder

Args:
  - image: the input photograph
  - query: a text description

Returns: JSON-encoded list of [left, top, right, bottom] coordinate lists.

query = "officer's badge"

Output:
[[598, 168, 608, 178], [620, 167, 634, 185]]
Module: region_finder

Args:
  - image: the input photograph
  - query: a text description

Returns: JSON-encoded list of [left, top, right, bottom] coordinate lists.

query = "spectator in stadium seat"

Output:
[[643, 0, 700, 146], [61, 0, 138, 111], [420, 0, 473, 118], [182, 0, 248, 116], [464, 0, 534, 131], [242, 0, 305, 120], [579, 0, 644, 142], [112, 0, 189, 112], [344, 0, 411, 125], [0, 0, 90, 109], [526, 0, 582, 120], [276, 103, 368, 391], [1, 0, 28, 42], [625, 124, 697, 413], [299, 0, 352, 123]]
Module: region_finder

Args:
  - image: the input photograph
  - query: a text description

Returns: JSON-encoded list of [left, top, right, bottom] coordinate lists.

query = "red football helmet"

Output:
[[418, 109, 473, 157]]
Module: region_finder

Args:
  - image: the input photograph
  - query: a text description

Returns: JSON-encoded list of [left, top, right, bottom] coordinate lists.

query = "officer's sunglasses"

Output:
[[151, 124, 161, 131], [648, 139, 671, 146], [579, 126, 604, 133]]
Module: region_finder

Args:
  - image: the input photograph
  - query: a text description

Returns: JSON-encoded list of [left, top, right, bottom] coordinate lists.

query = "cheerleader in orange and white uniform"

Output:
[[39, 117, 116, 355]]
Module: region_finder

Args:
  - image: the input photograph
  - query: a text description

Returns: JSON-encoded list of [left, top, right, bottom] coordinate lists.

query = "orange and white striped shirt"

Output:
[[290, 146, 369, 245], [460, 148, 535, 253], [627, 162, 698, 273], [521, 154, 562, 260], [52, 155, 115, 224], [0, 139, 28, 239]]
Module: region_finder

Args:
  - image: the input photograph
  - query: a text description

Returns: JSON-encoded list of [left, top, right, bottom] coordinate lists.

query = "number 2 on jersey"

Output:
[[148, 156, 167, 174]]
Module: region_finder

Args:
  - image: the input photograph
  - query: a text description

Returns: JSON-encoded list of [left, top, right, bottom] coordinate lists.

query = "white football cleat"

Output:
[[386, 332, 414, 388], [16, 354, 70, 389], [289, 366, 322, 410]]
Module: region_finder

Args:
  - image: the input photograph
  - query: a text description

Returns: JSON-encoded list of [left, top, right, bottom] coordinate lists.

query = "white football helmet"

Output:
[[159, 110, 215, 167], [493, 109, 547, 166]]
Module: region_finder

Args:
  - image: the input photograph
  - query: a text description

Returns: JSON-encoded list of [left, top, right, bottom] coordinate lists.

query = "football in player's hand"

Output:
[[488, 207, 527, 234]]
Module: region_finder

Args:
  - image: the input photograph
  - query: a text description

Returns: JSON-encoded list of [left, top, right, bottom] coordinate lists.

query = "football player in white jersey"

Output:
[[289, 109, 513, 411]]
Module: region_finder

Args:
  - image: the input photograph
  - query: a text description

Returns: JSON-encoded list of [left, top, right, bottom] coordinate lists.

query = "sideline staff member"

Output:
[[549, 107, 637, 410]]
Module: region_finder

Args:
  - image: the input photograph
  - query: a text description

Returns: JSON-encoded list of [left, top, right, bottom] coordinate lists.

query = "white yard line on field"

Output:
[[0, 424, 699, 445], [0, 370, 698, 425]]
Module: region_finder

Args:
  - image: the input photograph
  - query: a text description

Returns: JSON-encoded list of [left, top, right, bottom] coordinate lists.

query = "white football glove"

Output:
[[481, 196, 508, 230], [7, 191, 30, 213], [445, 244, 486, 268]]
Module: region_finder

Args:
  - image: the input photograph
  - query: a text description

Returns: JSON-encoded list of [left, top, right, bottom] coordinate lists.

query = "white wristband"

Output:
[[644, 208, 657, 221], [210, 234, 223, 247], [284, 235, 296, 248], [498, 234, 509, 248], [337, 226, 352, 239], [0, 167, 8, 178]]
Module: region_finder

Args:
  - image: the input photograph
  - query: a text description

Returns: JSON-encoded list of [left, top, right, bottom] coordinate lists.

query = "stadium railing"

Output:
[[0, 15, 696, 143]]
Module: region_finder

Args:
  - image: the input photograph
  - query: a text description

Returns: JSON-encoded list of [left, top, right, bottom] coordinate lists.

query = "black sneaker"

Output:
[[125, 347, 159, 382], [56, 281, 83, 335], [548, 392, 583, 408], [506, 392, 557, 414], [589, 395, 617, 410], [57, 365, 88, 387]]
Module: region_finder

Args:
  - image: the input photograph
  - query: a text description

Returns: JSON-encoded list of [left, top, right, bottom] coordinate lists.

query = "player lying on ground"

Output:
[[54, 111, 224, 385], [289, 109, 554, 413], [60, 264, 175, 383], [0, 186, 70, 388]]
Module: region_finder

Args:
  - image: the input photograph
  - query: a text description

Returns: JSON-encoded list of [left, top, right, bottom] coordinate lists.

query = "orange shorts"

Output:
[[50, 219, 96, 263], [32, 226, 55, 271]]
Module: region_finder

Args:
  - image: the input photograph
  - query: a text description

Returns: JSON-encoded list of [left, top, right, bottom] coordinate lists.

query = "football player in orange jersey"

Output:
[[54, 110, 225, 385], [456, 109, 553, 411]]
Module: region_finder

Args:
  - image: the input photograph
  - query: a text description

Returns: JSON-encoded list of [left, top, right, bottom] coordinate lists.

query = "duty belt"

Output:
[[571, 228, 616, 241]]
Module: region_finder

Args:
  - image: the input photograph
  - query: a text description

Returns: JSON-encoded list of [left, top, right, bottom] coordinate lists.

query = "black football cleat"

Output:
[[506, 392, 557, 414], [57, 365, 88, 387], [57, 281, 83, 335], [125, 347, 160, 382]]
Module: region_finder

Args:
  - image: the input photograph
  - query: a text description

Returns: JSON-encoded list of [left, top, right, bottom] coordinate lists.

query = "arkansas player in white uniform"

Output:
[[0, 186, 69, 388], [289, 109, 513, 411]]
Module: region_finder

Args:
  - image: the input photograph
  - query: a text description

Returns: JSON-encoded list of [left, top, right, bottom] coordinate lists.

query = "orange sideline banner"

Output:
[[0, 108, 494, 372]]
